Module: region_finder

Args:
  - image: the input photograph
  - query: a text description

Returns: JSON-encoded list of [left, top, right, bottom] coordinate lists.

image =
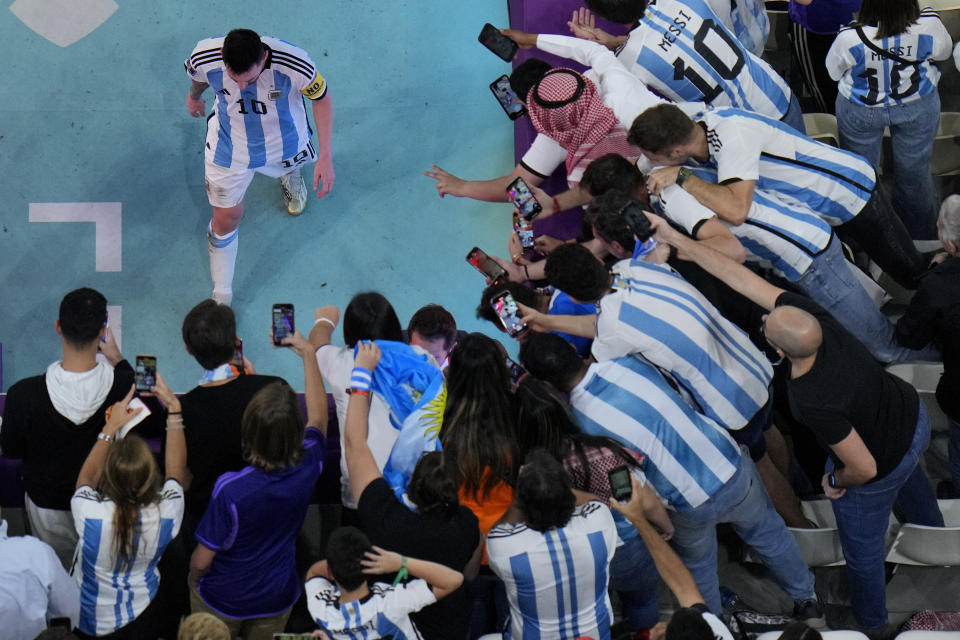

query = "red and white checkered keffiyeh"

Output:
[[526, 68, 640, 178]]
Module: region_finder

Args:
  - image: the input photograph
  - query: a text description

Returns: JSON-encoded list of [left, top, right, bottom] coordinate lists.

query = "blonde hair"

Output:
[[177, 612, 231, 640], [100, 435, 160, 569]]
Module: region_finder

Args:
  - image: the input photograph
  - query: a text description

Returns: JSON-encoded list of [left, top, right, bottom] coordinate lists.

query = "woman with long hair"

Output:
[[71, 384, 187, 639], [514, 377, 673, 636], [827, 0, 952, 238]]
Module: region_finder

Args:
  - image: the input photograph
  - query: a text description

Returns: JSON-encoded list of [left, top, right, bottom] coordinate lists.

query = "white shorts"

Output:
[[204, 142, 317, 208]]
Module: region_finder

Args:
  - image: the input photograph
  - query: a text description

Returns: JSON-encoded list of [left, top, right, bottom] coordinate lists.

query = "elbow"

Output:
[[850, 459, 877, 485], [725, 207, 749, 226]]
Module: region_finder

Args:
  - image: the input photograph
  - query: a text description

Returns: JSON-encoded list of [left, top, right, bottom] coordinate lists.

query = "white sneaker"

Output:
[[280, 167, 308, 216]]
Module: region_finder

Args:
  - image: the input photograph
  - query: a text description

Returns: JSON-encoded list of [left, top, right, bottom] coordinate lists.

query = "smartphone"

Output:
[[466, 246, 508, 282], [513, 211, 535, 251], [490, 75, 526, 120], [479, 23, 518, 62], [134, 355, 157, 393], [230, 337, 244, 371], [506, 176, 542, 221], [272, 303, 295, 346], [608, 465, 633, 503], [490, 290, 528, 337], [505, 356, 526, 385]]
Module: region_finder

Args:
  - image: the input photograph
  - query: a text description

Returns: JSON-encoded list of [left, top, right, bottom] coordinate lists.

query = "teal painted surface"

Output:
[[0, 1, 519, 391]]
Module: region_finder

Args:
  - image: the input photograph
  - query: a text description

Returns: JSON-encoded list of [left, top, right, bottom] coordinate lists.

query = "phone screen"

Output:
[[272, 304, 295, 346], [505, 356, 526, 385], [490, 75, 526, 120], [513, 212, 535, 250], [230, 337, 244, 371], [135, 355, 157, 392], [608, 465, 633, 502], [490, 291, 527, 337], [478, 23, 518, 62], [466, 247, 508, 282], [507, 177, 542, 221]]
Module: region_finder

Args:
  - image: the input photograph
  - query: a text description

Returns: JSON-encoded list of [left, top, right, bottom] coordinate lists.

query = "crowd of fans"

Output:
[[4, 0, 960, 638]]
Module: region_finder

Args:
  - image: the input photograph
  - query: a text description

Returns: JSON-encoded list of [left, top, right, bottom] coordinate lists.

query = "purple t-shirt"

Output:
[[195, 427, 325, 618], [789, 0, 859, 35]]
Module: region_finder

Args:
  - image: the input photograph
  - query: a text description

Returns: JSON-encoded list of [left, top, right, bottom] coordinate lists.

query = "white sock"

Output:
[[207, 222, 238, 305]]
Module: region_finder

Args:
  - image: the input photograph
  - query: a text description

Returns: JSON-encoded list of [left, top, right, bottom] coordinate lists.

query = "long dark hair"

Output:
[[515, 378, 639, 490], [441, 333, 518, 499], [100, 435, 161, 570], [858, 0, 921, 39]]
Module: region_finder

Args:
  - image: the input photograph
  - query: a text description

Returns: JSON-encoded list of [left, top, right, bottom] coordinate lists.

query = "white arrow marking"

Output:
[[29, 203, 122, 272], [10, 0, 118, 48]]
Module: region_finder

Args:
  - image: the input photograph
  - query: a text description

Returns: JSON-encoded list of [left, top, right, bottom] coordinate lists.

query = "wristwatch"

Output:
[[828, 471, 839, 489], [97, 431, 114, 444], [676, 166, 692, 188]]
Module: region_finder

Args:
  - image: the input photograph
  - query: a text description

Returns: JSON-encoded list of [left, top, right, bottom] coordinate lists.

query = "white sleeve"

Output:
[[304, 576, 337, 623], [712, 121, 761, 183], [825, 31, 855, 82], [705, 0, 734, 34], [659, 184, 716, 234], [159, 479, 185, 538], [923, 11, 953, 61], [954, 41, 960, 72], [520, 134, 567, 179], [591, 298, 635, 362], [70, 486, 103, 537], [385, 578, 437, 617]]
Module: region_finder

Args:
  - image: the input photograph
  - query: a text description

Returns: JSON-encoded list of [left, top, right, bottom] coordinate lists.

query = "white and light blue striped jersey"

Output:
[[700, 107, 876, 224], [305, 577, 435, 640], [729, 0, 769, 56], [591, 259, 772, 430], [70, 479, 183, 636], [570, 356, 741, 510], [665, 166, 833, 280], [487, 501, 617, 640], [185, 36, 327, 170], [617, 0, 791, 118], [827, 9, 952, 107]]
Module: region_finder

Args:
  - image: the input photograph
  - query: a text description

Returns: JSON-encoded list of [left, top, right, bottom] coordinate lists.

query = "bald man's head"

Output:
[[763, 306, 822, 359]]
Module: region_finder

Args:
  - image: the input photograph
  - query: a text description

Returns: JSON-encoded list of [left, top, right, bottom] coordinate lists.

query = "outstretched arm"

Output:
[[284, 330, 329, 435], [344, 342, 383, 503], [311, 96, 335, 198], [424, 163, 544, 202], [150, 373, 189, 486], [76, 386, 141, 489]]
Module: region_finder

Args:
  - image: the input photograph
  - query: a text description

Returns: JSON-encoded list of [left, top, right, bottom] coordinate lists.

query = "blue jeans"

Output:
[[829, 403, 944, 630], [669, 452, 816, 614], [836, 90, 941, 239], [608, 530, 660, 630], [780, 92, 807, 135], [795, 235, 939, 363]]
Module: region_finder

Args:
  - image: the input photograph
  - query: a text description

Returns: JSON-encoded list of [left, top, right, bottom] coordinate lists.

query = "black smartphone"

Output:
[[505, 356, 526, 385], [513, 211, 535, 251], [479, 23, 518, 62], [506, 176, 542, 221], [490, 290, 528, 337], [135, 355, 157, 393], [466, 246, 508, 282], [272, 303, 295, 346], [490, 75, 526, 120], [608, 465, 633, 502]]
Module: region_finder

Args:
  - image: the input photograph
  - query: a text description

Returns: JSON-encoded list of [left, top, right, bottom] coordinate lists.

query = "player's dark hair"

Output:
[[519, 333, 586, 392], [407, 304, 458, 350], [777, 622, 823, 640], [182, 300, 236, 370], [222, 28, 265, 74], [544, 243, 611, 303], [585, 0, 649, 24], [581, 153, 645, 197], [857, 0, 920, 39], [343, 292, 404, 348], [477, 282, 540, 327], [516, 448, 576, 532], [242, 381, 305, 473], [510, 58, 553, 101], [586, 189, 640, 254], [58, 288, 108, 348], [408, 451, 460, 519], [628, 103, 697, 155], [665, 607, 716, 640], [326, 526, 372, 592]]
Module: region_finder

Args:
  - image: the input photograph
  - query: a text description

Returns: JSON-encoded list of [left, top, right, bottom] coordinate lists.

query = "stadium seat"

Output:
[[886, 362, 949, 432], [764, 7, 790, 54], [802, 113, 839, 147], [787, 499, 846, 567], [885, 499, 960, 566]]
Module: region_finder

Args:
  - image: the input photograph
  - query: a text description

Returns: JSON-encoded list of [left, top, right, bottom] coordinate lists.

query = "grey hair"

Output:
[[938, 195, 960, 248]]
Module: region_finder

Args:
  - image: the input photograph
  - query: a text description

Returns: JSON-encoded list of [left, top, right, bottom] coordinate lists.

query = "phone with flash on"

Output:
[[135, 355, 157, 393], [272, 304, 295, 346]]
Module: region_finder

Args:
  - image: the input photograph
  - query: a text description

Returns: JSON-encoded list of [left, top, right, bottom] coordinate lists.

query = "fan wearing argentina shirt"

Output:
[[185, 29, 334, 305], [518, 333, 822, 621], [562, 0, 804, 132]]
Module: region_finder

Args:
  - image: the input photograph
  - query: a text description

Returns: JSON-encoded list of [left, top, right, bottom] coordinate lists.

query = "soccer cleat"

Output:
[[280, 167, 308, 216]]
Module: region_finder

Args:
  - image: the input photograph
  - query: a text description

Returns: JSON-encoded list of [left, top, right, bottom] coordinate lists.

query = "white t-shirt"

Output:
[[71, 479, 183, 636], [305, 577, 435, 640]]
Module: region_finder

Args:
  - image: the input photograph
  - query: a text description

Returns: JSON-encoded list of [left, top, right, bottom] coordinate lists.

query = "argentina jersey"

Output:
[[186, 36, 325, 170], [592, 259, 772, 430], [702, 107, 875, 224], [618, 0, 790, 118], [679, 166, 833, 281], [828, 9, 952, 107], [570, 356, 741, 510]]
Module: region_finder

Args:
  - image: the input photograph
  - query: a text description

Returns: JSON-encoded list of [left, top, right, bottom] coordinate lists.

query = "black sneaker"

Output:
[[793, 597, 827, 629]]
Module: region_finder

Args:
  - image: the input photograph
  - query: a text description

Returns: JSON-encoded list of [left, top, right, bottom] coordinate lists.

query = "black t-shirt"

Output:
[[179, 374, 283, 521], [358, 478, 480, 640], [779, 292, 918, 480]]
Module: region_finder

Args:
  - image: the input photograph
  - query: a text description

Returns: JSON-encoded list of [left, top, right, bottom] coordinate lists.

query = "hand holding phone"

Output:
[[490, 75, 526, 120], [466, 247, 508, 283], [507, 176, 542, 221], [608, 465, 633, 503], [479, 23, 519, 62], [135, 355, 157, 392], [513, 212, 536, 251], [272, 304, 295, 346], [490, 291, 528, 337]]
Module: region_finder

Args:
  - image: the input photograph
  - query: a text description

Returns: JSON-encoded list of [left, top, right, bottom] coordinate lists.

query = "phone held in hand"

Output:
[[466, 246, 508, 283], [272, 303, 295, 346], [608, 465, 633, 503], [479, 23, 518, 62], [490, 74, 526, 120], [490, 290, 528, 337], [134, 355, 157, 392], [507, 176, 542, 221], [513, 212, 536, 251]]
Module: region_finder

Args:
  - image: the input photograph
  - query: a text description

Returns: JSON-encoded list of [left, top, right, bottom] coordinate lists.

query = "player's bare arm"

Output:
[[311, 95, 335, 198], [187, 80, 209, 118]]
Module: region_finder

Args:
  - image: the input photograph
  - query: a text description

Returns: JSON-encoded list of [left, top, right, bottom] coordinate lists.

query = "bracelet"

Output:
[[552, 195, 561, 213], [522, 264, 530, 281], [314, 316, 336, 328], [167, 411, 182, 416], [97, 432, 114, 444], [350, 366, 372, 392], [392, 556, 409, 586], [668, 245, 678, 262], [165, 424, 185, 431], [512, 253, 523, 264], [349, 389, 370, 397]]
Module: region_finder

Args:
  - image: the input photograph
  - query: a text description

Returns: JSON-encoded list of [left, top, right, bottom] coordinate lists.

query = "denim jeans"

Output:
[[781, 92, 807, 135], [669, 452, 816, 614], [795, 234, 939, 363], [608, 530, 660, 630], [836, 90, 941, 239], [829, 403, 944, 630]]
